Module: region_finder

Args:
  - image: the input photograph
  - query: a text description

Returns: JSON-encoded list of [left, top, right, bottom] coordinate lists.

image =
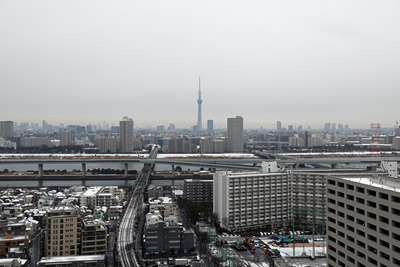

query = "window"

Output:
[[393, 220, 400, 229], [393, 208, 400, 216], [380, 204, 389, 212], [347, 235, 355, 243], [356, 187, 365, 193], [368, 245, 377, 254], [357, 229, 365, 237], [368, 234, 377, 243], [380, 228, 389, 236], [367, 223, 377, 231], [392, 195, 400, 204], [356, 208, 365, 215], [379, 192, 388, 200], [367, 189, 376, 196], [347, 184, 354, 190], [380, 216, 389, 224], [380, 251, 390, 261], [368, 257, 378, 266], [328, 198, 336, 204], [357, 240, 365, 248], [328, 189, 336, 195]]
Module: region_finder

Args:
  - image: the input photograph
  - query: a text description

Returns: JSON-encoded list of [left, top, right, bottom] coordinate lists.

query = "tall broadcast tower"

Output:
[[197, 77, 203, 132]]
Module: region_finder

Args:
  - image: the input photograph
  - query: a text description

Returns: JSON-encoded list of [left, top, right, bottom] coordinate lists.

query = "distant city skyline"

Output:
[[1, 1, 400, 129], [8, 118, 400, 131]]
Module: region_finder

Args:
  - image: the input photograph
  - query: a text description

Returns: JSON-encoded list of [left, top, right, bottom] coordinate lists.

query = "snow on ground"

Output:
[[157, 153, 257, 159]]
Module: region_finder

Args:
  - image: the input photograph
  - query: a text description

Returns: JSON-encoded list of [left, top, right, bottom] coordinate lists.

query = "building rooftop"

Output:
[[82, 186, 102, 197], [339, 175, 400, 192], [39, 255, 105, 263]]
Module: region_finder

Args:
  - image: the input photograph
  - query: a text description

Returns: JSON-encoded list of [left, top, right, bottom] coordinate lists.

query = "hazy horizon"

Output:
[[1, 1, 400, 129]]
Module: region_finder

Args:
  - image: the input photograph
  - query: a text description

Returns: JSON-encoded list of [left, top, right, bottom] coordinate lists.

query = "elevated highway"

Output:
[[1, 153, 399, 178], [117, 148, 157, 267]]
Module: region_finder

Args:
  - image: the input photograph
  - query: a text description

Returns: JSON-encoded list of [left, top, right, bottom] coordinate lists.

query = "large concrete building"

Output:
[[227, 116, 244, 153], [213, 165, 291, 232], [119, 116, 134, 153], [326, 174, 400, 267], [0, 121, 13, 140], [59, 131, 72, 146], [291, 171, 327, 229], [145, 221, 195, 257]]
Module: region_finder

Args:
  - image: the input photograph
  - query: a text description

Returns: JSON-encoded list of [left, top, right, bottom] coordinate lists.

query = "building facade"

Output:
[[119, 116, 134, 153], [45, 207, 81, 257], [326, 175, 400, 267], [207, 119, 213, 134], [183, 179, 213, 208], [213, 170, 291, 232], [227, 116, 244, 153], [81, 218, 107, 255], [145, 221, 195, 256], [0, 121, 13, 140]]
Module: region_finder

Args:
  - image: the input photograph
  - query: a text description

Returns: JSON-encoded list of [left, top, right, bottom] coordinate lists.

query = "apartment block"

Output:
[[213, 170, 291, 232], [81, 218, 107, 255], [183, 179, 213, 206], [145, 221, 195, 257], [0, 221, 30, 259], [326, 175, 400, 267], [291, 171, 327, 229], [45, 207, 81, 257]]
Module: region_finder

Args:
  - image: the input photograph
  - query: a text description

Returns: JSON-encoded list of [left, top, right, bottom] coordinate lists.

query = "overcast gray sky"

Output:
[[1, 0, 400, 129]]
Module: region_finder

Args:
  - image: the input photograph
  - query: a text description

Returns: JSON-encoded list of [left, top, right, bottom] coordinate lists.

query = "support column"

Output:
[[331, 164, 337, 169], [38, 164, 43, 177], [124, 163, 128, 177], [82, 163, 86, 177]]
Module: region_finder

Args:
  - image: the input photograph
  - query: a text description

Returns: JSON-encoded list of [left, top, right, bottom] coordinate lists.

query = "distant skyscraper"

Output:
[[277, 121, 282, 132], [0, 121, 14, 140], [60, 131, 73, 146], [207, 119, 214, 134], [157, 125, 165, 133], [168, 123, 176, 132], [110, 126, 120, 134], [119, 116, 134, 153], [227, 116, 244, 153], [197, 78, 203, 132]]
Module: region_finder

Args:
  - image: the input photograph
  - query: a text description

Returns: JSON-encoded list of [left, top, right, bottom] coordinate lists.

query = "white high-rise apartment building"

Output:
[[227, 116, 244, 153], [326, 174, 400, 267], [213, 166, 291, 232], [119, 116, 134, 153]]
